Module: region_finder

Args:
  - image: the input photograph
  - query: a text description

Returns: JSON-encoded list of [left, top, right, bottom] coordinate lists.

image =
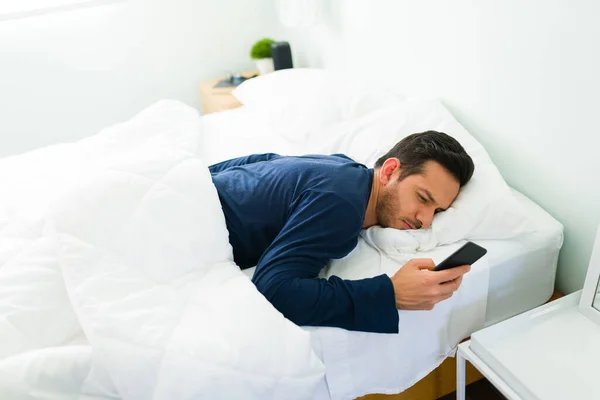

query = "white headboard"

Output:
[[277, 0, 600, 294]]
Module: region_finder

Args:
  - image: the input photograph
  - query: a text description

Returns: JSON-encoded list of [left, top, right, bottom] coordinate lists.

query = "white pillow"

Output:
[[232, 68, 405, 142], [313, 98, 533, 244]]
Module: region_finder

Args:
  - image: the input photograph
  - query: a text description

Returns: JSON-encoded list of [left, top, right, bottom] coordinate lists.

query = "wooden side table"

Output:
[[199, 71, 257, 115]]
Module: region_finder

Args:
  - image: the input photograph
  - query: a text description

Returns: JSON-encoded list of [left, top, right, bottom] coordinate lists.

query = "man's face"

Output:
[[376, 159, 460, 230]]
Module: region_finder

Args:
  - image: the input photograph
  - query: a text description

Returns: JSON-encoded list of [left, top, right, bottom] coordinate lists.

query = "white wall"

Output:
[[277, 0, 600, 294], [0, 0, 278, 156]]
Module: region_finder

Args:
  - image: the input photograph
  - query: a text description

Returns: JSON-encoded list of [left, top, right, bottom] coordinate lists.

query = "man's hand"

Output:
[[390, 258, 470, 310]]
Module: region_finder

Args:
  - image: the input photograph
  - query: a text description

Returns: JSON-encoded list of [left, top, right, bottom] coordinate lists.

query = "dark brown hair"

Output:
[[374, 130, 474, 186]]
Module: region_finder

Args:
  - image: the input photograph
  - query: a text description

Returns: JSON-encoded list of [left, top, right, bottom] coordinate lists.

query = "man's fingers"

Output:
[[407, 258, 436, 270], [431, 265, 471, 283], [437, 280, 461, 296], [394, 259, 469, 312], [440, 276, 463, 293]]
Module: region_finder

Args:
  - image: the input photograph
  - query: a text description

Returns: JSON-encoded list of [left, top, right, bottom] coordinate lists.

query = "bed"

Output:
[[0, 70, 563, 400]]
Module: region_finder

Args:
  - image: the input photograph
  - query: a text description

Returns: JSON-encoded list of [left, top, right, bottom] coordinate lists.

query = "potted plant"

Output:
[[251, 38, 276, 75]]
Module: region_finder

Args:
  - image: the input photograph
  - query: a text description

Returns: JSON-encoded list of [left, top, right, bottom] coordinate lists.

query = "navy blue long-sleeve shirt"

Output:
[[209, 153, 399, 334]]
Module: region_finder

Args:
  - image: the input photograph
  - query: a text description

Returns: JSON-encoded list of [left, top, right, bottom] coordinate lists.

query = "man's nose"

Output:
[[417, 209, 434, 229]]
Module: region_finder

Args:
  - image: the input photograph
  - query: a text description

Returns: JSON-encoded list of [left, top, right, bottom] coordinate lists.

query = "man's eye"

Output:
[[417, 194, 427, 203]]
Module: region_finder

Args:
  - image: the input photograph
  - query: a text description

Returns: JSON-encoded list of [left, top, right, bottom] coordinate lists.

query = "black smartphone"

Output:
[[433, 241, 487, 271]]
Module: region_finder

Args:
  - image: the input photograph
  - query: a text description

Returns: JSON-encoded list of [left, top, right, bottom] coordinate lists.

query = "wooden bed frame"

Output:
[[359, 289, 564, 400]]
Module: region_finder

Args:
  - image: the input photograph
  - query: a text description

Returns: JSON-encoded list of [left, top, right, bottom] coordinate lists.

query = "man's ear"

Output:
[[379, 158, 401, 185]]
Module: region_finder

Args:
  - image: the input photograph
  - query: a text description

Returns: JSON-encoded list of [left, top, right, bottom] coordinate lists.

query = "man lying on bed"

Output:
[[209, 130, 475, 334]]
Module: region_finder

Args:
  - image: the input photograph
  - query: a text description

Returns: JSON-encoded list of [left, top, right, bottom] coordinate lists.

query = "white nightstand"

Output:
[[456, 290, 600, 400]]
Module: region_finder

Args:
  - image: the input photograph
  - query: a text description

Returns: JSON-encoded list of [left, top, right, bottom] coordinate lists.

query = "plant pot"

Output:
[[256, 58, 274, 75]]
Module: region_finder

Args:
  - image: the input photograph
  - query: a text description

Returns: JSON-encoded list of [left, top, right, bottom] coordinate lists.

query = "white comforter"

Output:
[[0, 101, 324, 399]]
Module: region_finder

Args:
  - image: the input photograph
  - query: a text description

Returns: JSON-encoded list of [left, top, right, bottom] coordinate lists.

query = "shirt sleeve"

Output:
[[251, 190, 399, 334], [208, 153, 279, 174]]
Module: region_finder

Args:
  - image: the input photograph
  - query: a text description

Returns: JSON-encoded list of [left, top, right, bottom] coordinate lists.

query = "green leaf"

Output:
[[250, 38, 276, 59]]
